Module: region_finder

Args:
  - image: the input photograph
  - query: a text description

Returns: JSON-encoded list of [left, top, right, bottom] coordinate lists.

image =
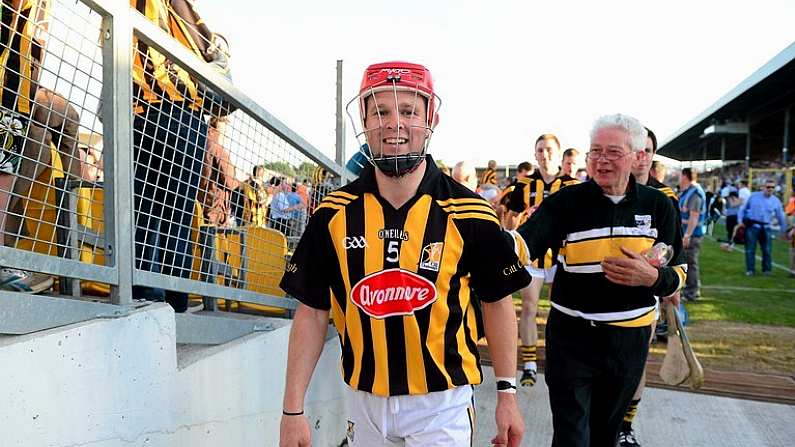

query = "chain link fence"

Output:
[[0, 0, 344, 313]]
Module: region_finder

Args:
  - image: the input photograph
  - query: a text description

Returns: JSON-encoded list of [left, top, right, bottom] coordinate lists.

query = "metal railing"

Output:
[[0, 0, 346, 334]]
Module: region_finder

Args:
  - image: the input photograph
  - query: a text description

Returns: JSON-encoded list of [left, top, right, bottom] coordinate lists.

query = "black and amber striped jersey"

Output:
[[519, 177, 686, 327], [503, 229, 530, 267], [131, 0, 203, 113], [647, 176, 678, 209], [312, 166, 327, 186], [497, 182, 515, 207], [507, 170, 580, 214], [281, 156, 531, 397], [1, 0, 48, 116], [509, 171, 580, 269], [645, 177, 684, 295], [480, 168, 497, 186]]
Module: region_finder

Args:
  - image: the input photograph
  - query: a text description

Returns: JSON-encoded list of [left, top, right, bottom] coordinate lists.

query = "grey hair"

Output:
[[452, 160, 478, 192], [590, 114, 648, 152]]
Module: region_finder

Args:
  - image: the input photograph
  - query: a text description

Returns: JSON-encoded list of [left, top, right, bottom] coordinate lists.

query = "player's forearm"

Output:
[[482, 297, 518, 378], [282, 304, 330, 412], [684, 213, 699, 236]]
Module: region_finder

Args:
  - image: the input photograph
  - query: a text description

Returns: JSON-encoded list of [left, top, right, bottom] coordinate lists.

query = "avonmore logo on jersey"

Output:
[[350, 269, 437, 319]]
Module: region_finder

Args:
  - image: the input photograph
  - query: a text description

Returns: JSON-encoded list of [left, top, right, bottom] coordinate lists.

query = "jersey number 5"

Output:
[[386, 240, 400, 263]]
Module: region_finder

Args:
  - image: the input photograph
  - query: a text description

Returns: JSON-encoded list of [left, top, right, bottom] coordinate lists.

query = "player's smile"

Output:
[[364, 90, 429, 157]]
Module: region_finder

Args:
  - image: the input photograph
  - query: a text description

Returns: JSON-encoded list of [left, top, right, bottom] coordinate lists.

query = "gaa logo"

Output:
[[350, 269, 438, 318], [419, 242, 443, 272], [343, 236, 368, 249]]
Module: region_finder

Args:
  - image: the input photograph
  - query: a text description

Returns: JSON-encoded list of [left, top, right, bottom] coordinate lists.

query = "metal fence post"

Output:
[[101, 6, 135, 306]]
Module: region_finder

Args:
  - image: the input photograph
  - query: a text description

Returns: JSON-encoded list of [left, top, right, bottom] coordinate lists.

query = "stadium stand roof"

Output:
[[658, 41, 795, 162]]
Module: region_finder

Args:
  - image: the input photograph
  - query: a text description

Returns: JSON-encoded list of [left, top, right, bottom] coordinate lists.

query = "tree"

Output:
[[296, 161, 317, 182], [263, 161, 296, 177]]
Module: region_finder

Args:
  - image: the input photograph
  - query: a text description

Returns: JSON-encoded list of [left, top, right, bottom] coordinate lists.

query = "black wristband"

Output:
[[496, 380, 517, 392], [282, 409, 304, 416]]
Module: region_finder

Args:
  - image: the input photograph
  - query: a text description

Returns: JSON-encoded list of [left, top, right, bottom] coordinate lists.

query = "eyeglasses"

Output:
[[765, 185, 775, 189], [586, 149, 631, 161]]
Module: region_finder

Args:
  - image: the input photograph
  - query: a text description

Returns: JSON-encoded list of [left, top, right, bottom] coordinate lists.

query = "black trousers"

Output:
[[132, 100, 207, 312], [545, 309, 651, 447], [726, 214, 738, 242]]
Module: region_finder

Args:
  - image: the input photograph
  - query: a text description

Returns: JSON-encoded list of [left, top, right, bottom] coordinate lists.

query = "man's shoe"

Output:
[[746, 271, 755, 276], [762, 271, 772, 277], [683, 292, 700, 302], [0, 269, 54, 294], [618, 427, 641, 447], [520, 369, 537, 387], [166, 291, 189, 313], [133, 285, 166, 301]]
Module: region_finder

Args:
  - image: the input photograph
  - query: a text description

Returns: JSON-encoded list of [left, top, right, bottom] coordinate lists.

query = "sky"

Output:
[[195, 0, 795, 170]]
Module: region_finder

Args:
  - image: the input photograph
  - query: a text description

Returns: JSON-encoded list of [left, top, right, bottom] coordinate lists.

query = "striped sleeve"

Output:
[[517, 188, 567, 264], [279, 207, 337, 309], [438, 197, 500, 225], [651, 193, 687, 297], [467, 218, 531, 302], [507, 179, 528, 213]]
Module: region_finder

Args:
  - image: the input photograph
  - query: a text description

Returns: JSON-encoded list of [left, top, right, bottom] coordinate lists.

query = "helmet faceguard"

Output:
[[346, 61, 442, 178]]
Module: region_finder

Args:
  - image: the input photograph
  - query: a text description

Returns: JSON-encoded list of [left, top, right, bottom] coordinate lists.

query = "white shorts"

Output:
[[527, 264, 557, 284], [344, 385, 475, 447]]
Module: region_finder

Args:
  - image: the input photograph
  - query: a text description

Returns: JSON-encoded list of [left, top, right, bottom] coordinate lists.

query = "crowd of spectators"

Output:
[[0, 0, 332, 307]]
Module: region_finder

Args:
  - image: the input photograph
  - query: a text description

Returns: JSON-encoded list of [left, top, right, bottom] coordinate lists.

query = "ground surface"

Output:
[[474, 367, 795, 447]]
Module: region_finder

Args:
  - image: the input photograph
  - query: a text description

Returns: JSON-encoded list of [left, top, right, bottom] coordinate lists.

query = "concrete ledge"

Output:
[[0, 303, 346, 446]]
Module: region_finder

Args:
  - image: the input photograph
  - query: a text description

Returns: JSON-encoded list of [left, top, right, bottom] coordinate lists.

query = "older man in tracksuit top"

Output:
[[519, 114, 686, 447]]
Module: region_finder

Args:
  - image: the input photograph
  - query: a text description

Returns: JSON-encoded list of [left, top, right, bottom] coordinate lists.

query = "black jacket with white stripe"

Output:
[[518, 175, 686, 327]]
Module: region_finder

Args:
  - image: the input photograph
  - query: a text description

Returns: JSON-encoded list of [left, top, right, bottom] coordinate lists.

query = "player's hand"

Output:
[[492, 393, 524, 447], [280, 414, 311, 447], [602, 247, 659, 287], [663, 291, 681, 307], [682, 234, 691, 248]]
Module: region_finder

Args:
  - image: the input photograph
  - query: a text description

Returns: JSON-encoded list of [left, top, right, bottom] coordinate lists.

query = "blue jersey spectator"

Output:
[[737, 181, 787, 275], [287, 187, 304, 219], [678, 168, 706, 300], [269, 179, 293, 235]]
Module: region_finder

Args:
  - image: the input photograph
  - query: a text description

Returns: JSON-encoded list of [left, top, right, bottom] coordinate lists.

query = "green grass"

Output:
[[709, 222, 791, 267], [685, 223, 795, 327]]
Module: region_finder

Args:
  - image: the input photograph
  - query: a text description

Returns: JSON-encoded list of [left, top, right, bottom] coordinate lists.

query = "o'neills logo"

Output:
[[350, 268, 437, 318]]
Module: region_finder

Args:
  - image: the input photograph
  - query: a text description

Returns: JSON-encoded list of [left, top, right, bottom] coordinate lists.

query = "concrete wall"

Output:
[[0, 303, 346, 447]]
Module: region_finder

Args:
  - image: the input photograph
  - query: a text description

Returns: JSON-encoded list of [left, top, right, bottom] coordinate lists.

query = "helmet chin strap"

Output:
[[372, 152, 425, 178]]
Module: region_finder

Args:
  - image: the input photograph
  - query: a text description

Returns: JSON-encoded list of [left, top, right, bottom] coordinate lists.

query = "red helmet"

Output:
[[347, 61, 442, 177], [357, 61, 438, 127]]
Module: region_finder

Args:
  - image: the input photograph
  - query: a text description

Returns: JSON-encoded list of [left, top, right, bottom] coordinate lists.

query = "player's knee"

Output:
[[527, 289, 540, 305], [522, 299, 537, 315]]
